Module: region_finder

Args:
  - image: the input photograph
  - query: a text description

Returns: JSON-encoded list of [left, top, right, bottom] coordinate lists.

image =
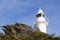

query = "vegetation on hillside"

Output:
[[0, 22, 60, 40]]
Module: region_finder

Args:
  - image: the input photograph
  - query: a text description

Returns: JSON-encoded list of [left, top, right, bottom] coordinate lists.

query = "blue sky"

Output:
[[0, 0, 60, 36]]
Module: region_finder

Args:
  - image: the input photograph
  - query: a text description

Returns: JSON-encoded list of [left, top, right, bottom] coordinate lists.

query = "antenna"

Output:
[[38, 7, 41, 10]]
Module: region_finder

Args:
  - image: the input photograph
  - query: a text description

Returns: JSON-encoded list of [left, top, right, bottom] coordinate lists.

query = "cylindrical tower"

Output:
[[34, 9, 48, 33]]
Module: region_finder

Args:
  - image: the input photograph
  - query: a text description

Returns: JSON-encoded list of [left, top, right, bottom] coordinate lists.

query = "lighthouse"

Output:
[[34, 9, 48, 33]]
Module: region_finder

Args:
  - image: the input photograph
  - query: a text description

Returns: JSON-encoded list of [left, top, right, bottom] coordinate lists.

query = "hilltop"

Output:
[[0, 22, 60, 40]]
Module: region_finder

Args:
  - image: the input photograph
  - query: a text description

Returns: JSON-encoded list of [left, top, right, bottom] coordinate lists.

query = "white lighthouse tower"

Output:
[[34, 9, 48, 33]]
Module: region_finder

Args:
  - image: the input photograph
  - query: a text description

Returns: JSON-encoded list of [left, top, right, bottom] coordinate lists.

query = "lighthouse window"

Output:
[[43, 14, 45, 17], [36, 14, 41, 18]]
